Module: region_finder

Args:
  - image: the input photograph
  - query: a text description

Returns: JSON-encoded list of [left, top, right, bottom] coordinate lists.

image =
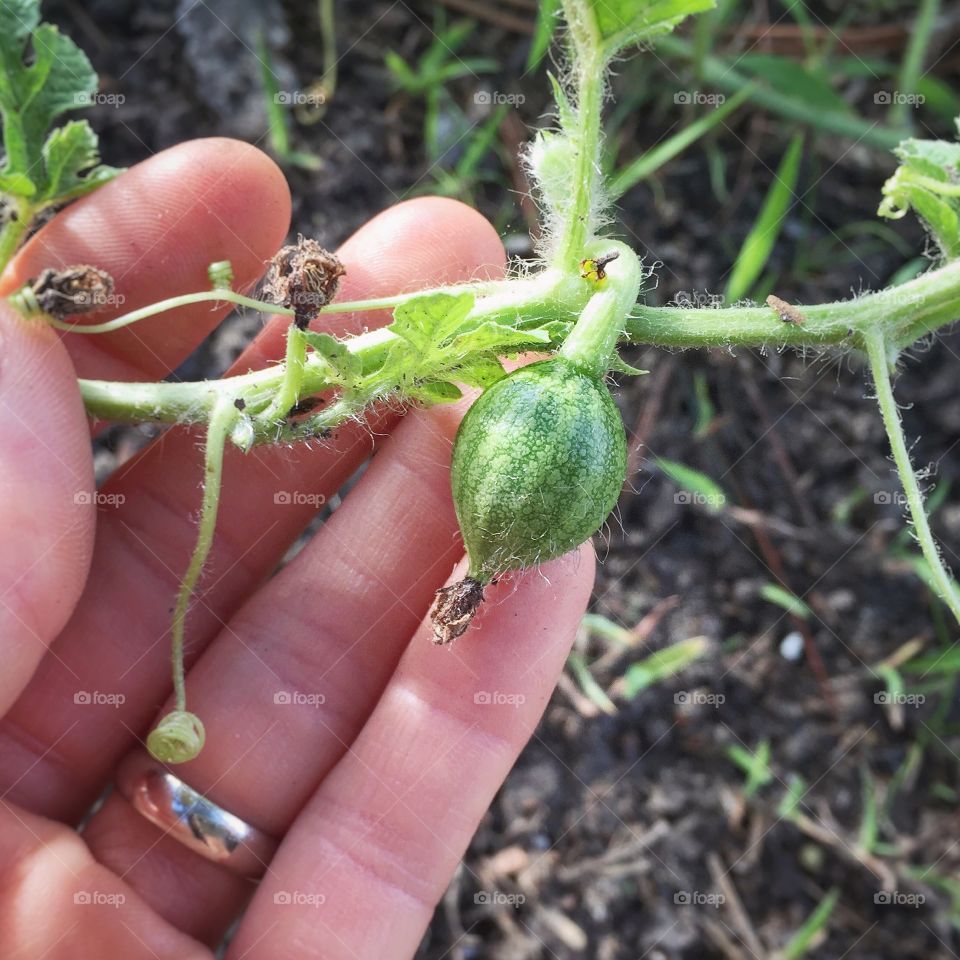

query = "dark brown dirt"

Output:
[[43, 1, 960, 957]]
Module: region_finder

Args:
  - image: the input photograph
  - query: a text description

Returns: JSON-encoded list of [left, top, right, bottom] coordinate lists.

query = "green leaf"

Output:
[[780, 888, 840, 959], [580, 0, 716, 55], [528, 0, 561, 69], [655, 457, 727, 512], [776, 774, 808, 820], [727, 740, 773, 798], [739, 55, 851, 116], [303, 331, 362, 386], [725, 132, 805, 302], [40, 120, 120, 202], [0, 0, 121, 213], [445, 319, 550, 355], [452, 355, 507, 388], [409, 380, 462, 405], [879, 136, 960, 259], [622, 635, 710, 697], [567, 651, 618, 715], [389, 291, 475, 351], [609, 352, 648, 376], [0, 171, 35, 195], [759, 583, 812, 619]]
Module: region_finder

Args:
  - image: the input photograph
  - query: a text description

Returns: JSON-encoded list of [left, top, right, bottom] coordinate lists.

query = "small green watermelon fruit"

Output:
[[430, 356, 627, 643]]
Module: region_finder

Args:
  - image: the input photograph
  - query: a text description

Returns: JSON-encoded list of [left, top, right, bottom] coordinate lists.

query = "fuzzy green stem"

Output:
[[555, 1, 606, 270], [78, 268, 584, 426], [626, 257, 960, 350], [260, 324, 308, 422], [864, 326, 960, 626], [72, 257, 960, 426], [169, 399, 236, 713]]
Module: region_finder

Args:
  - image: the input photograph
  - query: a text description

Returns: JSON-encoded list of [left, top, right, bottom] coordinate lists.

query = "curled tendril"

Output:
[[208, 260, 234, 290], [147, 710, 206, 764]]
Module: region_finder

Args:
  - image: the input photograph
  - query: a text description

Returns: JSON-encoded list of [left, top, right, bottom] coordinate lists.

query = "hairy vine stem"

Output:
[[72, 257, 960, 430], [864, 327, 960, 626]]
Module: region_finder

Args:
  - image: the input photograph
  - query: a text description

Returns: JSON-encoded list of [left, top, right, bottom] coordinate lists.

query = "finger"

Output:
[[0, 307, 94, 714], [0, 198, 505, 824], [82, 395, 475, 939], [234, 548, 595, 960], [0, 800, 210, 959], [0, 138, 291, 382]]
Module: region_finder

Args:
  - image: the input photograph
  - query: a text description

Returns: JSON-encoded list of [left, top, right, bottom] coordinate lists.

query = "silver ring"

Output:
[[115, 752, 278, 879]]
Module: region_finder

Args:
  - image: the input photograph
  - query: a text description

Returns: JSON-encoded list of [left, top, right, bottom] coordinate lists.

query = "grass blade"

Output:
[[892, 0, 940, 130], [609, 84, 753, 199], [779, 888, 840, 959], [725, 132, 804, 303]]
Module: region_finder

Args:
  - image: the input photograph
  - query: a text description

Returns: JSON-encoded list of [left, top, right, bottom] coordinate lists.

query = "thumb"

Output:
[[0, 306, 94, 714]]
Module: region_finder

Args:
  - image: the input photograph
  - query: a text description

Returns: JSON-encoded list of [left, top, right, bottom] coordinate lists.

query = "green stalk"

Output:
[[864, 326, 960, 625], [891, 0, 939, 130], [627, 257, 960, 349], [171, 399, 236, 712], [145, 398, 237, 764], [555, 0, 606, 270], [74, 258, 960, 425], [260, 324, 308, 422]]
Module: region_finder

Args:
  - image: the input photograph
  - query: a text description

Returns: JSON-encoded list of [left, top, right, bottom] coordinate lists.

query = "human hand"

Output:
[[0, 139, 594, 958]]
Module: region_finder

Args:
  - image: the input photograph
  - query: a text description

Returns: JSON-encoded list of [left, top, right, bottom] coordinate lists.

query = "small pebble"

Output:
[[780, 631, 805, 661]]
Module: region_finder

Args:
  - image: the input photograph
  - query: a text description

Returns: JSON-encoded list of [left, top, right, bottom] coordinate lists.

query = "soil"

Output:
[[43, 0, 960, 957]]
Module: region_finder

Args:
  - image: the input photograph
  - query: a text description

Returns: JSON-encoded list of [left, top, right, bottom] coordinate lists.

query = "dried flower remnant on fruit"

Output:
[[27, 265, 115, 320], [767, 295, 806, 326], [263, 235, 345, 329], [430, 577, 485, 645]]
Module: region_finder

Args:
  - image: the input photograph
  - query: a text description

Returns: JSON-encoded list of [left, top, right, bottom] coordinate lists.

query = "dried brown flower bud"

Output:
[[263, 235, 345, 329], [27, 265, 115, 320]]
